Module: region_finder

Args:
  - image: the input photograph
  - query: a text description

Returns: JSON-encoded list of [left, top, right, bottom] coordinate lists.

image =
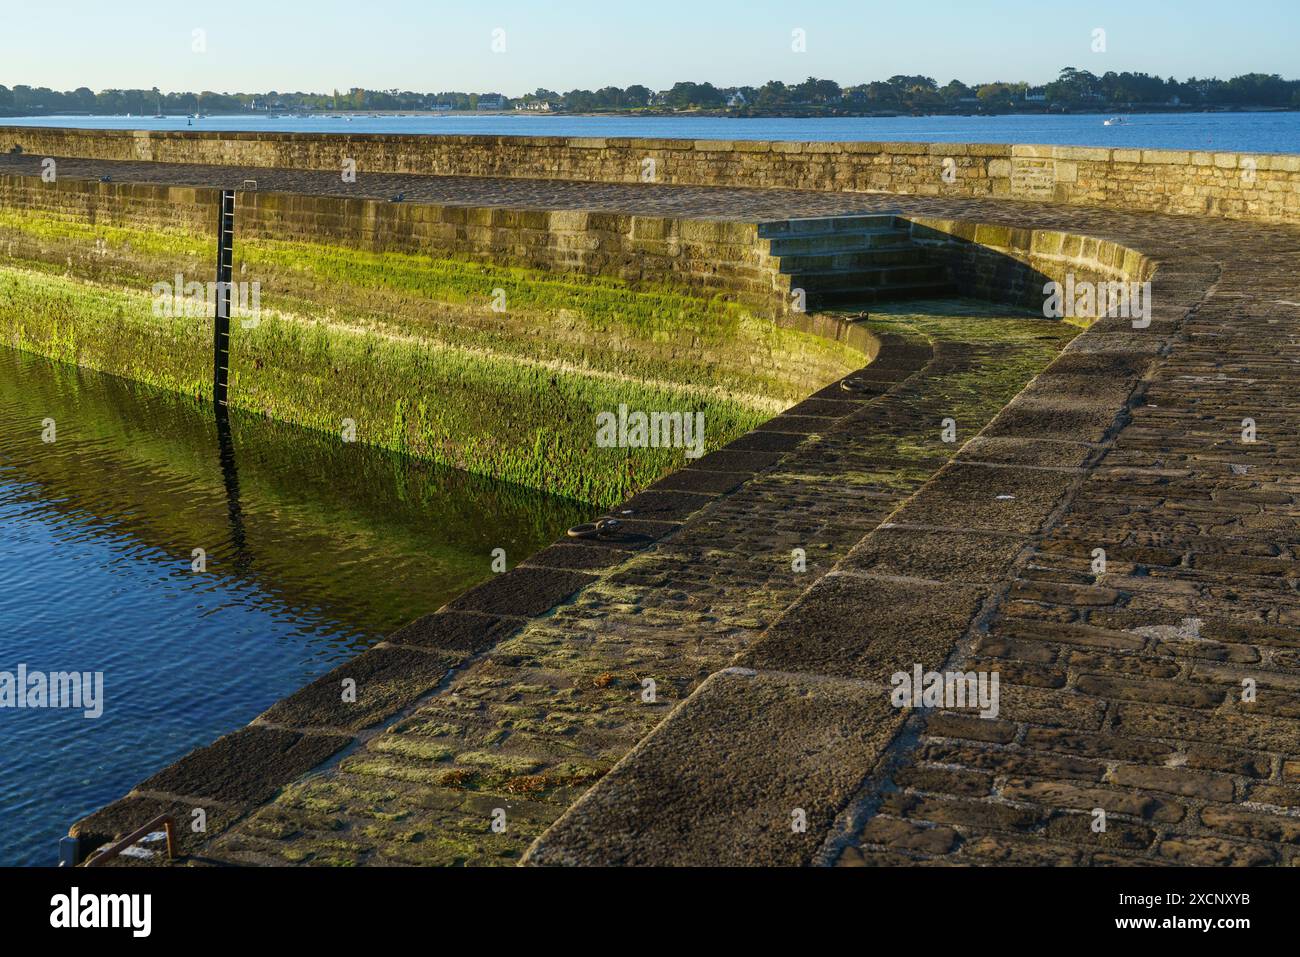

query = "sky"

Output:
[[1, 0, 1296, 95]]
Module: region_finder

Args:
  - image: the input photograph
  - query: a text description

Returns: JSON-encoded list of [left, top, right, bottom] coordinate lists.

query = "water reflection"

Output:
[[215, 407, 251, 578], [0, 347, 590, 865]]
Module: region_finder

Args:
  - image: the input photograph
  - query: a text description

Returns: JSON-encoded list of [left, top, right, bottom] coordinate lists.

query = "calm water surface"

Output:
[[5, 111, 1299, 153], [0, 347, 589, 866]]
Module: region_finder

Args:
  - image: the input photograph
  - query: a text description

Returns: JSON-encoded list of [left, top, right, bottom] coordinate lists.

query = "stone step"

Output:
[[789, 264, 949, 292], [768, 229, 913, 255], [806, 281, 957, 307], [777, 247, 931, 272], [758, 213, 900, 237]]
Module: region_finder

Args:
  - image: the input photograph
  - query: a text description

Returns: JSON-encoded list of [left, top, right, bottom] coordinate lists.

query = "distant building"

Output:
[[518, 99, 557, 112], [727, 92, 747, 107], [477, 95, 507, 111], [1024, 87, 1048, 102]]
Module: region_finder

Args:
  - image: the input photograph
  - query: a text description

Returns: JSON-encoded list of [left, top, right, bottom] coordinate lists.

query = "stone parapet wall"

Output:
[[0, 173, 216, 234], [2, 126, 1298, 226]]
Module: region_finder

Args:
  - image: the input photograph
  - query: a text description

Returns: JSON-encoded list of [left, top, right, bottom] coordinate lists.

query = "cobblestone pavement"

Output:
[[41, 156, 1300, 865], [528, 206, 1300, 867]]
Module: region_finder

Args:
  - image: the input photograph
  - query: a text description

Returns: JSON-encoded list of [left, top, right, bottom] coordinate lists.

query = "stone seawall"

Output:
[[14, 149, 1300, 868], [3, 126, 1298, 226], [0, 170, 1158, 323], [2, 170, 882, 506], [0, 173, 784, 313]]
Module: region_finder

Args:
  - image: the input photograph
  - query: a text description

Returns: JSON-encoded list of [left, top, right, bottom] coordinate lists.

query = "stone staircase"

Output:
[[762, 213, 954, 309]]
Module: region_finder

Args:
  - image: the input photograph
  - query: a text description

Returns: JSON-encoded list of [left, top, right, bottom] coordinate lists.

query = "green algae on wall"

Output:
[[0, 346, 593, 635], [0, 209, 865, 506]]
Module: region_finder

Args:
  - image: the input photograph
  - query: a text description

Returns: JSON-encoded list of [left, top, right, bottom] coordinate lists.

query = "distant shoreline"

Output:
[[4, 110, 1296, 154], [2, 106, 1298, 121]]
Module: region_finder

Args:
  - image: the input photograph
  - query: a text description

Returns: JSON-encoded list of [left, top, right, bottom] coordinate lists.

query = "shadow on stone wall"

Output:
[[903, 217, 1157, 316]]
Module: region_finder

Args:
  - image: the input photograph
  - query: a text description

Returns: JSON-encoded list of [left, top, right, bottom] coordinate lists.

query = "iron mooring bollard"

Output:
[[213, 189, 235, 413]]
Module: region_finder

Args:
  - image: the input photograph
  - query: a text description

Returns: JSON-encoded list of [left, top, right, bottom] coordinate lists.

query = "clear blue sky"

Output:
[[2, 0, 1295, 94]]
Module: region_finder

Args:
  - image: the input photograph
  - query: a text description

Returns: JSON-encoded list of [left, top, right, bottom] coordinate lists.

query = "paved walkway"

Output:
[[527, 207, 1300, 867], [2, 153, 901, 220], [40, 156, 1300, 866]]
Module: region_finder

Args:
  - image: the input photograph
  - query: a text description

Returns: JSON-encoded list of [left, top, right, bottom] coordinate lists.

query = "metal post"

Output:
[[163, 818, 178, 860], [58, 835, 82, 867], [213, 189, 235, 411]]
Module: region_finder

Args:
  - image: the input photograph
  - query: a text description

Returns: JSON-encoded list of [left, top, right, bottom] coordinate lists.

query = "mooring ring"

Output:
[[566, 517, 623, 539]]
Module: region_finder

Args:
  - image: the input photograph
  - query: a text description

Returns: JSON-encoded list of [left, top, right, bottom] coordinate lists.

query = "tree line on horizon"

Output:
[[1, 69, 1296, 116]]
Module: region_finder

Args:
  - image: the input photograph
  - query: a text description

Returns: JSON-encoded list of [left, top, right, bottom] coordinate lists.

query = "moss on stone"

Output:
[[0, 210, 868, 505], [369, 737, 455, 762]]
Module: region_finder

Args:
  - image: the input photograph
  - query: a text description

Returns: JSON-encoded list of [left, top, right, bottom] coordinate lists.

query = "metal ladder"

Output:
[[213, 189, 235, 411]]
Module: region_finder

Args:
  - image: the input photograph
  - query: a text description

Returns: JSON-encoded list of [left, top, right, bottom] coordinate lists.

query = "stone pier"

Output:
[[2, 130, 1298, 866]]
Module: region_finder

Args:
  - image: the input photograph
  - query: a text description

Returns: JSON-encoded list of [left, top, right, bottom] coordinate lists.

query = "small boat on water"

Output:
[[1103, 116, 1127, 126]]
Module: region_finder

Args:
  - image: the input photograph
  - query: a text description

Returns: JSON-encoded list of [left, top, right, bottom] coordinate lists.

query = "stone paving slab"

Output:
[[736, 575, 988, 684], [257, 647, 464, 733], [524, 668, 903, 867]]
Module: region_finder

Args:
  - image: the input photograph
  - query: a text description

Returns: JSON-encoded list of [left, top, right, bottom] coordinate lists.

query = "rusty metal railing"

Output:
[[82, 814, 178, 867]]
